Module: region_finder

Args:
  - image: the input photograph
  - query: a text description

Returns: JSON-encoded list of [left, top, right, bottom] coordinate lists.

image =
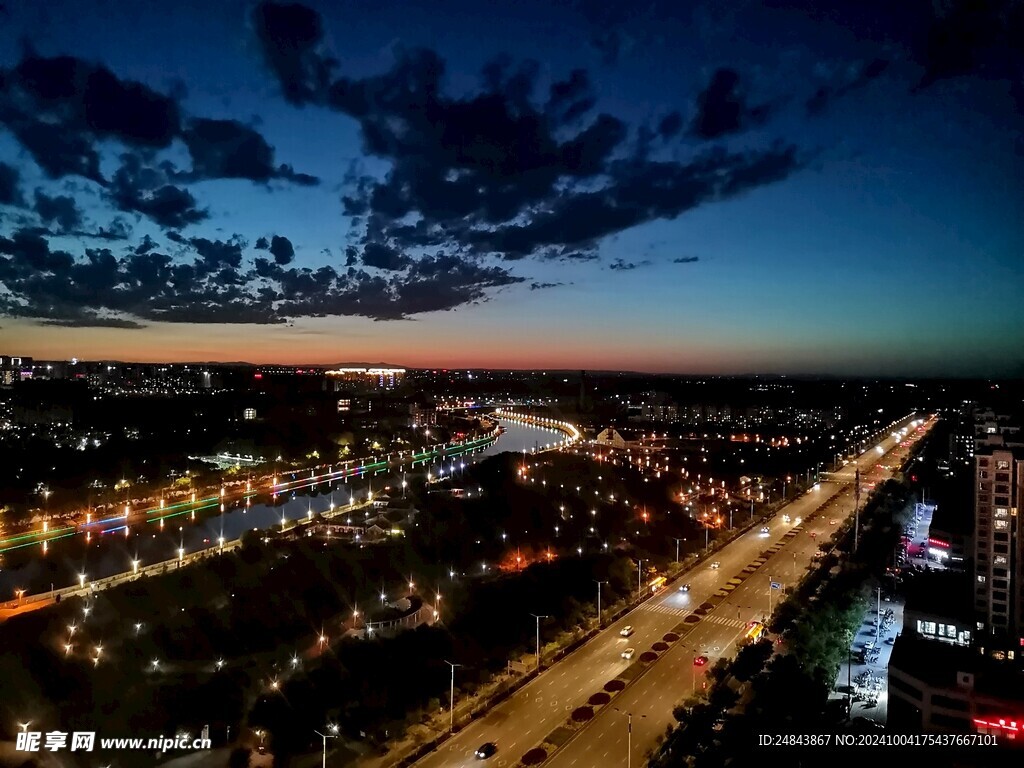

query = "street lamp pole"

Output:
[[636, 559, 645, 598], [595, 580, 607, 627], [613, 709, 643, 768], [531, 614, 548, 670], [672, 538, 682, 565], [313, 727, 338, 768], [445, 660, 461, 732]]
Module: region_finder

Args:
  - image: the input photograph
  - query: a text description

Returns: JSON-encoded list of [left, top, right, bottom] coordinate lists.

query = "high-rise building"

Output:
[[973, 447, 1024, 651]]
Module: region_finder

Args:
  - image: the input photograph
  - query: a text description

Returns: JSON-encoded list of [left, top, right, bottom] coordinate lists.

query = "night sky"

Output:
[[0, 0, 1022, 375]]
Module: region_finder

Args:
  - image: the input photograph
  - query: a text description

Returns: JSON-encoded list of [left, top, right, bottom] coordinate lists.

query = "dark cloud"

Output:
[[0, 49, 315, 202], [0, 52, 180, 182], [361, 241, 411, 271], [109, 154, 208, 229], [672, 255, 700, 264], [915, 0, 1024, 94], [180, 118, 318, 185], [188, 236, 246, 274], [608, 258, 651, 270], [4, 120, 104, 182], [255, 236, 270, 250], [770, 0, 1024, 107], [0, 227, 525, 325], [2, 52, 181, 147], [690, 68, 773, 139], [0, 161, 24, 206], [33, 189, 82, 232], [134, 234, 158, 254], [658, 111, 683, 139], [529, 281, 562, 290], [251, 11, 803, 265], [806, 59, 889, 115], [269, 234, 295, 265], [251, 2, 336, 106]]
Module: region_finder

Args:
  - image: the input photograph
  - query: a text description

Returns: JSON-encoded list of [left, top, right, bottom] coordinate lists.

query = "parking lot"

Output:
[[897, 502, 948, 572], [831, 595, 903, 725]]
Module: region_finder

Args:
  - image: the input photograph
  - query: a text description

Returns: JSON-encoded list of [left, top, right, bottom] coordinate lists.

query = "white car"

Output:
[[710, 561, 720, 569], [621, 647, 635, 660], [620, 626, 634, 637], [782, 515, 791, 523], [760, 526, 770, 534]]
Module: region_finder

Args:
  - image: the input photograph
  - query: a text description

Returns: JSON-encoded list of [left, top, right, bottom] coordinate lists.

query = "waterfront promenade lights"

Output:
[[15, 588, 25, 606], [78, 573, 86, 589], [132, 558, 140, 575]]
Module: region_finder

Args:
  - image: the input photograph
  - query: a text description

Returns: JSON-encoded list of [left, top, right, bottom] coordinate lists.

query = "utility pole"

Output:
[[531, 614, 548, 670], [636, 559, 645, 598], [445, 660, 461, 732], [673, 538, 683, 565], [854, 468, 861, 552], [876, 586, 881, 644], [595, 581, 607, 627]]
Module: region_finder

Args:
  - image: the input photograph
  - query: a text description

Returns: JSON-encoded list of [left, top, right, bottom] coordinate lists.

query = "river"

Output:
[[0, 419, 566, 596]]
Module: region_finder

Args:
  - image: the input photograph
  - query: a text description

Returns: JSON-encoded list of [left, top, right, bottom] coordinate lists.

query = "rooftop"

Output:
[[891, 633, 1024, 702]]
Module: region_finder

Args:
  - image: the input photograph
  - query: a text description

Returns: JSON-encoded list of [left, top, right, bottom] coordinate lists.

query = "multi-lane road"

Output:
[[409, 414, 934, 768]]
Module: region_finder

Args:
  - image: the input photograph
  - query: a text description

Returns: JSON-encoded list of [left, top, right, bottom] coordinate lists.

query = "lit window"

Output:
[[243, 408, 256, 420]]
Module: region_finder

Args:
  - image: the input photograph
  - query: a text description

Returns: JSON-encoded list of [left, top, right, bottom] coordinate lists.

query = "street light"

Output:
[[531, 614, 549, 669], [595, 581, 607, 627], [14, 588, 25, 606], [311, 724, 339, 768], [132, 559, 140, 575], [612, 708, 645, 768], [444, 660, 462, 732]]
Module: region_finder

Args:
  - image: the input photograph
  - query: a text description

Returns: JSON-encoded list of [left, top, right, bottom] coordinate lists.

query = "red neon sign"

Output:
[[927, 538, 950, 549], [974, 717, 1020, 733]]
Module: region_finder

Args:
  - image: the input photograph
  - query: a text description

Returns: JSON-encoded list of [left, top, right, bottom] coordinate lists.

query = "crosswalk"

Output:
[[640, 602, 690, 618], [639, 602, 748, 629], [703, 614, 747, 629]]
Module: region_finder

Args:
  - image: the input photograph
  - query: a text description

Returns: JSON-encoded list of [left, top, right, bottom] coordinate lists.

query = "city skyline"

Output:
[[1, 1, 1023, 376]]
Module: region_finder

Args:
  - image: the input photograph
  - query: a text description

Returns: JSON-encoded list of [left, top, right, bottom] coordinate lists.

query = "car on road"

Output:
[[782, 515, 791, 523], [475, 742, 497, 759], [620, 625, 634, 637], [694, 655, 709, 666], [760, 526, 770, 534], [621, 647, 635, 660], [710, 561, 720, 569], [679, 583, 691, 592], [829, 519, 837, 525]]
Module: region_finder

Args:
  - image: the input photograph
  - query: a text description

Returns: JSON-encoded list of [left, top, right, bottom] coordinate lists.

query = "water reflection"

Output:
[[0, 419, 566, 595]]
